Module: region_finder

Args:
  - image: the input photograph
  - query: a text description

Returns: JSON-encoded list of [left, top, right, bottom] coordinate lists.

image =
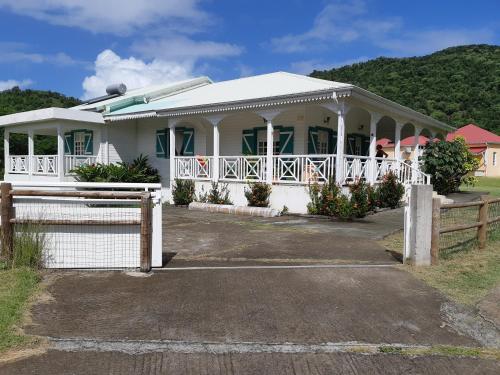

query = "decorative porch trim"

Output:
[[161, 89, 352, 117]]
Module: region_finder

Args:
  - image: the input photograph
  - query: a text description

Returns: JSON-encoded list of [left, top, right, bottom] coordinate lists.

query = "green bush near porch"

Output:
[[198, 182, 232, 205], [172, 179, 196, 206], [72, 154, 161, 183], [245, 182, 272, 207]]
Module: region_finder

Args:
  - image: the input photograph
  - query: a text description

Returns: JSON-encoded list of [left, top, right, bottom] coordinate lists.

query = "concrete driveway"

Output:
[[1, 206, 499, 374], [163, 206, 403, 266]]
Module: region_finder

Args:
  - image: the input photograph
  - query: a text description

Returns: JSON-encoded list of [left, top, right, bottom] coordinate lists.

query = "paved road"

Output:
[[1, 206, 499, 374]]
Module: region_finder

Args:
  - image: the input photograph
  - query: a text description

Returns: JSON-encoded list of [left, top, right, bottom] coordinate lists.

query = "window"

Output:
[[257, 130, 279, 155], [73, 131, 86, 155], [317, 130, 329, 154], [493, 152, 497, 167]]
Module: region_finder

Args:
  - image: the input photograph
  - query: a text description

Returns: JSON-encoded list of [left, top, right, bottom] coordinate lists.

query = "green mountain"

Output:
[[0, 87, 81, 168], [310, 44, 500, 134], [0, 86, 81, 116]]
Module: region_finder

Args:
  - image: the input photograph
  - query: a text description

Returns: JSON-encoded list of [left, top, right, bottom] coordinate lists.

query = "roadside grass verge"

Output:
[[462, 177, 500, 197], [380, 231, 500, 306], [0, 266, 40, 352]]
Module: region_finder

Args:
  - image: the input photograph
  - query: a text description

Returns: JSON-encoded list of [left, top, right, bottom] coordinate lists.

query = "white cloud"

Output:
[[0, 42, 87, 67], [268, 0, 397, 53], [0, 79, 33, 91], [82, 50, 193, 99], [268, 0, 495, 56], [131, 36, 243, 62], [0, 0, 207, 35]]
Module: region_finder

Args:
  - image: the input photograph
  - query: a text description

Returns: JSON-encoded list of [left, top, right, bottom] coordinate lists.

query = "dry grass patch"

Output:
[[380, 231, 500, 306]]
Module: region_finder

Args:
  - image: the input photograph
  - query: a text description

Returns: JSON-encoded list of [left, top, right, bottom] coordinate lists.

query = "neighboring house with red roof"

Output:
[[377, 124, 500, 176], [446, 124, 500, 177]]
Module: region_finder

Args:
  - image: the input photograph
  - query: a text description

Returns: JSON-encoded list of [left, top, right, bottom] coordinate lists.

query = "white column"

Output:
[[413, 126, 421, 165], [27, 130, 34, 177], [4, 129, 9, 176], [103, 125, 109, 164], [394, 121, 403, 162], [169, 124, 176, 188], [335, 107, 346, 185], [266, 119, 273, 184], [212, 123, 220, 182], [57, 125, 65, 179], [369, 113, 381, 184], [205, 115, 225, 183]]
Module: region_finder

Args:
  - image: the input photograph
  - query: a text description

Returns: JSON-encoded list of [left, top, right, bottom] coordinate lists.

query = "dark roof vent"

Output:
[[106, 83, 127, 96]]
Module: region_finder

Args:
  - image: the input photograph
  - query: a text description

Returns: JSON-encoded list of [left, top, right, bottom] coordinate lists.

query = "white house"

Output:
[[0, 72, 453, 213]]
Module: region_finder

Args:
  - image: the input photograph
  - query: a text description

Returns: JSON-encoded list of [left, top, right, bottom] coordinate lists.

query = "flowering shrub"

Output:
[[349, 179, 370, 218], [244, 182, 272, 207], [198, 182, 232, 205]]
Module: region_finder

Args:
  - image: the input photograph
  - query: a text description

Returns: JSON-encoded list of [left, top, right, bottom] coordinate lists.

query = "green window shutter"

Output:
[[308, 127, 318, 154], [182, 128, 194, 156], [279, 127, 294, 155], [242, 129, 256, 155], [84, 130, 93, 155], [156, 129, 169, 158], [64, 132, 74, 155]]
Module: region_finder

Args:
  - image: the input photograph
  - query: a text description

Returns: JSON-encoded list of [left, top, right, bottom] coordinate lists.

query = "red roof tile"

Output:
[[446, 124, 500, 144]]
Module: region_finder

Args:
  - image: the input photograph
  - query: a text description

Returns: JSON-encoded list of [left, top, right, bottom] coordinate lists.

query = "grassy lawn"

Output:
[[462, 177, 500, 197], [0, 266, 39, 353], [380, 232, 500, 306]]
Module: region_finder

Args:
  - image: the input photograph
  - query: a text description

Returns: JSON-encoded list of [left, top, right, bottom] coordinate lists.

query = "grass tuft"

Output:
[[0, 268, 39, 352]]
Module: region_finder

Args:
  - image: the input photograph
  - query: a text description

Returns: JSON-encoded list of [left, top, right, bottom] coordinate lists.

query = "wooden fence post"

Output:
[[1, 182, 13, 260], [478, 195, 489, 250], [431, 197, 441, 265], [140, 192, 152, 272]]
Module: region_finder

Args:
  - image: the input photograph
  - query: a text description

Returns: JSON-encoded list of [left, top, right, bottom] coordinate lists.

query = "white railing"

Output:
[[8, 155, 29, 174], [65, 155, 98, 174], [175, 156, 213, 180], [172, 155, 431, 186], [399, 161, 431, 185], [220, 156, 266, 182], [273, 154, 336, 184], [374, 157, 398, 182], [343, 155, 371, 184], [33, 155, 58, 175]]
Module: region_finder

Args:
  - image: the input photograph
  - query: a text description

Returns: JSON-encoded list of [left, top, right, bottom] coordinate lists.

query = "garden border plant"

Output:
[[197, 182, 232, 205], [244, 181, 272, 207]]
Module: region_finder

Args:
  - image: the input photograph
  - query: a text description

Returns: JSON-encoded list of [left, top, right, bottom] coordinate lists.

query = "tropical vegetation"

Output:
[[311, 44, 500, 134]]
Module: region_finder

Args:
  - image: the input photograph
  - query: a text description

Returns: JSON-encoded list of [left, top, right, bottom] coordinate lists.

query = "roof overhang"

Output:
[[0, 107, 104, 127], [350, 87, 454, 132]]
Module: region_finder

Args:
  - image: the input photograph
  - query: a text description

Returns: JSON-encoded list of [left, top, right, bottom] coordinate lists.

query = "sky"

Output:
[[0, 0, 499, 99]]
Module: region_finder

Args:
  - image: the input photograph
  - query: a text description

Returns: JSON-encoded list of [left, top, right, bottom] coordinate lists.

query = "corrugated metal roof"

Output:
[[446, 124, 500, 144], [106, 72, 350, 116]]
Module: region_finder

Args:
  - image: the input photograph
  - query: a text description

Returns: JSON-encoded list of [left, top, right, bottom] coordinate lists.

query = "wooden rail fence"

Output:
[[431, 196, 500, 265], [0, 182, 152, 272]]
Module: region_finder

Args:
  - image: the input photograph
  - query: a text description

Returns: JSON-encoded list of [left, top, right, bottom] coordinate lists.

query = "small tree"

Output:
[[421, 137, 479, 195]]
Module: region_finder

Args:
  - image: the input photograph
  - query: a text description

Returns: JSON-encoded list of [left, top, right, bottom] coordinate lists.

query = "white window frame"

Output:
[[73, 131, 86, 156], [493, 151, 497, 167], [257, 130, 279, 156]]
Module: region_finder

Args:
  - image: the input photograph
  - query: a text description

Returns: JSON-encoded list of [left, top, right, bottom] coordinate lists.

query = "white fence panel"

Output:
[[4, 181, 163, 269]]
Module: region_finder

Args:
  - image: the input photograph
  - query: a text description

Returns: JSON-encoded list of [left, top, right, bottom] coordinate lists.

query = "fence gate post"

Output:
[[140, 192, 152, 272], [405, 184, 433, 266], [431, 198, 441, 265], [1, 182, 13, 260], [478, 195, 489, 250]]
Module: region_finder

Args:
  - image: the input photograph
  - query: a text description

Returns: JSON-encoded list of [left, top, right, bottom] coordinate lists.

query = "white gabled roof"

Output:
[[106, 72, 351, 117], [74, 76, 212, 112], [0, 107, 104, 127]]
